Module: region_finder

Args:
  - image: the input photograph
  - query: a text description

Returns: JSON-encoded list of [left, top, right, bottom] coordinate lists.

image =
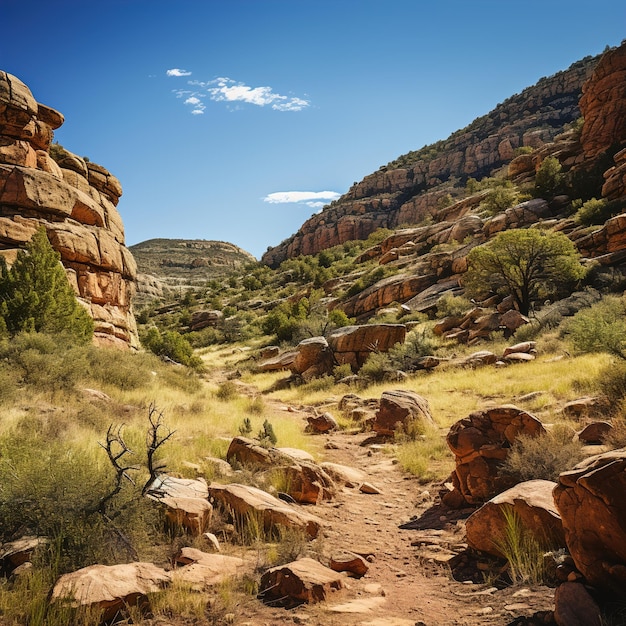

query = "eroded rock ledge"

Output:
[[0, 71, 138, 348]]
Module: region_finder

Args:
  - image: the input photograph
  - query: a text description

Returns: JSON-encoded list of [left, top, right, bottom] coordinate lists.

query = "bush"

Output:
[[216, 380, 239, 401], [140, 327, 203, 369], [562, 296, 626, 359], [574, 197, 608, 226], [596, 360, 626, 405], [360, 352, 395, 382], [0, 332, 88, 392], [501, 429, 584, 483], [479, 184, 520, 215], [436, 293, 472, 317]]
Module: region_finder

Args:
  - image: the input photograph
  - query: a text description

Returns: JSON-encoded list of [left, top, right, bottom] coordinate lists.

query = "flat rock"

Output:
[[208, 483, 324, 538], [50, 562, 171, 622]]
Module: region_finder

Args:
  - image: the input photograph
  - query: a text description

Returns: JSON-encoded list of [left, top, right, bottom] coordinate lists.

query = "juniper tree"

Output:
[[463, 229, 585, 316], [0, 227, 93, 342]]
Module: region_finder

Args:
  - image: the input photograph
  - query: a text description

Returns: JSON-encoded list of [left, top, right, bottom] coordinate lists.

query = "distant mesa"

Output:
[[129, 238, 256, 303], [0, 70, 138, 348]]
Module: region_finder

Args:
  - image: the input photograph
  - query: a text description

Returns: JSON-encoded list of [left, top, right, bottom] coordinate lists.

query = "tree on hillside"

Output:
[[0, 227, 94, 342], [463, 229, 585, 316], [534, 156, 565, 199]]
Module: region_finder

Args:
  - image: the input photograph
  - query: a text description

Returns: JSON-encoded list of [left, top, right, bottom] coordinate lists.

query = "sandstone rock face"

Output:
[[445, 406, 546, 506], [580, 44, 626, 159], [50, 562, 171, 622], [465, 479, 565, 558], [553, 449, 626, 594], [263, 56, 598, 266], [373, 389, 434, 437], [0, 71, 137, 348]]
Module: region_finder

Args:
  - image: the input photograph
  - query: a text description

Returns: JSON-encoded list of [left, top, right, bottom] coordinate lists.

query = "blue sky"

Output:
[[2, 1, 625, 259]]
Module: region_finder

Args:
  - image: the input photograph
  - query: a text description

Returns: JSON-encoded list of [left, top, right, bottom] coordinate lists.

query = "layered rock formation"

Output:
[[0, 71, 138, 348], [262, 55, 600, 266]]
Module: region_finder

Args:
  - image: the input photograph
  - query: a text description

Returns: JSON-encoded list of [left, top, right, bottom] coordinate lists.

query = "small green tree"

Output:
[[464, 229, 585, 316], [534, 156, 565, 199], [0, 227, 93, 342]]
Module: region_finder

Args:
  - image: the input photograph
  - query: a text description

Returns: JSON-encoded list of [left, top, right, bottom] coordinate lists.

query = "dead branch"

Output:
[[142, 403, 176, 496], [96, 424, 139, 515]]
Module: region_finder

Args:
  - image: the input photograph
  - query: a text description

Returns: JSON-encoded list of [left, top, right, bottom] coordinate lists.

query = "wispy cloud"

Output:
[[264, 191, 340, 209], [166, 68, 192, 77], [171, 75, 310, 113]]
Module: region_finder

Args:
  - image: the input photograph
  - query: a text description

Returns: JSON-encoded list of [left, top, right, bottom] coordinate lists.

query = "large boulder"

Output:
[[258, 557, 345, 607], [0, 71, 137, 348], [553, 449, 626, 594], [328, 323, 407, 371], [50, 562, 171, 622], [465, 479, 565, 558], [292, 336, 334, 380], [445, 405, 546, 506], [373, 389, 434, 437]]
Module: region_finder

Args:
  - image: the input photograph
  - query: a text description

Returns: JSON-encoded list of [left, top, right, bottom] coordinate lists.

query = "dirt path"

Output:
[[230, 396, 557, 626]]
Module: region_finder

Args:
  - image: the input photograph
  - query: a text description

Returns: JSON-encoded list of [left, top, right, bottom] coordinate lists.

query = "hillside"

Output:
[[262, 53, 601, 267], [130, 238, 256, 302]]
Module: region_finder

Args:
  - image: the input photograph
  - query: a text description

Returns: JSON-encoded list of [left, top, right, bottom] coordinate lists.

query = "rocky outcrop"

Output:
[[263, 55, 599, 266], [580, 44, 626, 159], [553, 449, 626, 594], [0, 71, 137, 348], [444, 406, 546, 507]]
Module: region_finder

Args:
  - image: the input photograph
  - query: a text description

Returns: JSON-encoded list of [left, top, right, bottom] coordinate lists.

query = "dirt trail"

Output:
[[231, 395, 557, 626]]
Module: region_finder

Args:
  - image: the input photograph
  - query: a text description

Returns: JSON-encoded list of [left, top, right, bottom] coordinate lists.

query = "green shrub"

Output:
[[534, 156, 565, 199], [574, 197, 607, 226], [436, 293, 472, 317], [0, 332, 88, 392], [140, 327, 203, 369], [0, 227, 93, 343], [562, 296, 626, 359], [479, 184, 520, 215], [596, 360, 626, 405], [360, 352, 395, 382], [258, 419, 278, 447], [216, 380, 239, 401]]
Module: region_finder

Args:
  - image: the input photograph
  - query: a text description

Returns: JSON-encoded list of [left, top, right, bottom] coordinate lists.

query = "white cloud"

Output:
[[264, 191, 340, 208], [167, 68, 192, 77], [173, 76, 310, 114]]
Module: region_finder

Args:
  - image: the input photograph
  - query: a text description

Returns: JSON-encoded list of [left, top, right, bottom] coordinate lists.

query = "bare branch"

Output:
[[142, 404, 176, 496], [95, 424, 139, 515]]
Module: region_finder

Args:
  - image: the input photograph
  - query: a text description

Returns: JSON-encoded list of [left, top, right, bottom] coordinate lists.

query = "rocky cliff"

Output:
[[0, 71, 138, 348], [262, 54, 601, 267]]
